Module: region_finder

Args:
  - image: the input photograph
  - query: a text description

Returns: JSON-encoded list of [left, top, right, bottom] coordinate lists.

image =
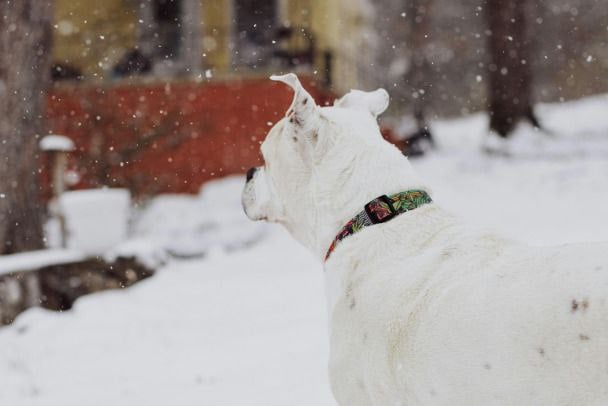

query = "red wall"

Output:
[[45, 76, 334, 196]]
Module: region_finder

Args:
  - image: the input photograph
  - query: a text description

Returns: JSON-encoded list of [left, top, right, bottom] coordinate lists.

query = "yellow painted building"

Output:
[[52, 0, 376, 92]]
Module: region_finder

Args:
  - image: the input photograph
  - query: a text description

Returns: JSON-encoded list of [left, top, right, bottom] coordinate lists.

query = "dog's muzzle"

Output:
[[246, 167, 258, 183], [242, 167, 259, 220]]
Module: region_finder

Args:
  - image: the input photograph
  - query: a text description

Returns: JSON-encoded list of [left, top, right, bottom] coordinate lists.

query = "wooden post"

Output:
[[40, 135, 75, 248]]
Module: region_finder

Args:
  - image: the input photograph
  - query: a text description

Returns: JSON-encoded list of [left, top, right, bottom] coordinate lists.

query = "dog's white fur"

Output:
[[242, 74, 608, 405]]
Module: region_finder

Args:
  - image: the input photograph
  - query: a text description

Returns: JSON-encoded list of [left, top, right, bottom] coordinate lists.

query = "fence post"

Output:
[[40, 135, 75, 248]]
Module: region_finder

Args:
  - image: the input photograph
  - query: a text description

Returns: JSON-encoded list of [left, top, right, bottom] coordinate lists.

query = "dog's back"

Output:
[[328, 205, 608, 405], [404, 241, 608, 405]]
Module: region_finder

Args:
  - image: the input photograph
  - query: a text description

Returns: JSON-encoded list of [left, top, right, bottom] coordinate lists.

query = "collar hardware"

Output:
[[364, 194, 397, 224]]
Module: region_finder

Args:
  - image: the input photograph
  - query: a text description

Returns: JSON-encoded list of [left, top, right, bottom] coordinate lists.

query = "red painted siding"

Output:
[[45, 76, 334, 196]]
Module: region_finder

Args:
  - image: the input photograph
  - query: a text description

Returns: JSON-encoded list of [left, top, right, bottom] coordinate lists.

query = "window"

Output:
[[233, 0, 278, 67], [153, 0, 182, 60], [115, 0, 201, 77]]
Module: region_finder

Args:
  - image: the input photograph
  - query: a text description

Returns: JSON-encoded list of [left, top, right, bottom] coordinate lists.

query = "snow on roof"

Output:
[[0, 249, 86, 276], [39, 134, 75, 152]]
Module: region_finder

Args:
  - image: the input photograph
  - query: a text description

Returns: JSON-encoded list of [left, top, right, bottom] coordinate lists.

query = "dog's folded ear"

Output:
[[270, 73, 320, 135], [334, 88, 389, 118]]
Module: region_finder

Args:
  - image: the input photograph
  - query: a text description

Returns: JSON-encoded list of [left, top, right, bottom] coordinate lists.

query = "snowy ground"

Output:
[[1, 94, 608, 405]]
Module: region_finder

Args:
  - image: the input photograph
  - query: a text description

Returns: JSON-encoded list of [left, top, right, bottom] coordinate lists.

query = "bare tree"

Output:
[[485, 0, 539, 137], [401, 0, 436, 155], [405, 0, 433, 123], [0, 1, 53, 254]]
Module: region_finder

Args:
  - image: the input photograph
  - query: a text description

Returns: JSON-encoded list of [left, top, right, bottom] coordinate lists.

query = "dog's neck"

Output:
[[322, 203, 461, 318], [284, 142, 429, 261]]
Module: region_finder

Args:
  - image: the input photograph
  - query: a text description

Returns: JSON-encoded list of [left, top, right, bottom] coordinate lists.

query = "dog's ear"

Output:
[[270, 73, 321, 138], [334, 88, 389, 118]]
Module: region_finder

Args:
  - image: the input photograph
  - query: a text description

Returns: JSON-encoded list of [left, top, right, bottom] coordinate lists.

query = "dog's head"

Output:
[[242, 73, 421, 257]]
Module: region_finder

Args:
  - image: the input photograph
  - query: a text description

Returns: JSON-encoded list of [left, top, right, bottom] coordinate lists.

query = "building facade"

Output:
[[52, 0, 377, 93], [47, 0, 381, 196]]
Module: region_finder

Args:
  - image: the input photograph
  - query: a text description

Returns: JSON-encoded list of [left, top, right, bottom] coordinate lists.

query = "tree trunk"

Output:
[[405, 0, 433, 123], [0, 1, 53, 254], [485, 0, 538, 137], [400, 0, 436, 156]]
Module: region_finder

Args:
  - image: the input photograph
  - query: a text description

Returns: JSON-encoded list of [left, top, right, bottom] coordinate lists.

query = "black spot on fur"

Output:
[[345, 283, 355, 310], [287, 111, 302, 126], [349, 297, 356, 309], [483, 363, 492, 370], [572, 299, 589, 313], [538, 347, 545, 356], [579, 334, 590, 341], [302, 98, 308, 105], [441, 249, 453, 259]]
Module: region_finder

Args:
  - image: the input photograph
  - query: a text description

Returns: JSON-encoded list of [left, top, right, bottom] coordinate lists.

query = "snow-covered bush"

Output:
[[132, 175, 268, 259]]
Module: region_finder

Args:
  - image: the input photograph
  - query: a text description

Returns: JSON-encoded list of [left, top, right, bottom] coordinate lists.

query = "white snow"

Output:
[[0, 229, 332, 406], [0, 249, 86, 276], [132, 176, 269, 259], [1, 94, 608, 405], [39, 134, 75, 152], [60, 189, 131, 255], [103, 237, 168, 269]]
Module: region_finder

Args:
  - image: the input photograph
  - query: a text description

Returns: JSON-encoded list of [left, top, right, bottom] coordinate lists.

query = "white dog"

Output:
[[242, 73, 608, 405]]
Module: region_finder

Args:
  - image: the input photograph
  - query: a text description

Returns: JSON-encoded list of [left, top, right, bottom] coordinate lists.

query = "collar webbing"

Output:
[[325, 190, 432, 261]]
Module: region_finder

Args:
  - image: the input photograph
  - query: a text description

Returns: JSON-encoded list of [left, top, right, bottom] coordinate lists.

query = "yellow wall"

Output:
[[53, 0, 138, 78], [286, 0, 375, 92], [53, 0, 225, 78], [52, 0, 371, 90], [325, 0, 377, 92], [202, 0, 231, 72]]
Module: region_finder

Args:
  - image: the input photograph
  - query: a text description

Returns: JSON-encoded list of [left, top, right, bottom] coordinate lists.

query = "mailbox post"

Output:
[[39, 135, 75, 248]]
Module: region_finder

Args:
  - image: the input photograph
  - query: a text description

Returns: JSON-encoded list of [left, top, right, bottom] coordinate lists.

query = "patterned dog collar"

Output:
[[325, 190, 432, 261]]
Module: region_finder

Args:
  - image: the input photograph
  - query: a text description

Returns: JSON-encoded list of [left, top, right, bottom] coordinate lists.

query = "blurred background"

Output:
[[0, 0, 607, 405]]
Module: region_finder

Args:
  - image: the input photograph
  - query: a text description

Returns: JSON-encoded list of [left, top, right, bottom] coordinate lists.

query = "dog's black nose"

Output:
[[246, 167, 257, 183]]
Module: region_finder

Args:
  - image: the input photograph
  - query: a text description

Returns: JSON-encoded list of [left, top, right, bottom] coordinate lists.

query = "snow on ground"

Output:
[[1, 94, 608, 405], [0, 228, 331, 406], [424, 93, 608, 246], [131, 176, 269, 259]]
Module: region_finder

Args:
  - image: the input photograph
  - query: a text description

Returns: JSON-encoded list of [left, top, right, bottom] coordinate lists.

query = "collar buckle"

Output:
[[364, 195, 397, 224]]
